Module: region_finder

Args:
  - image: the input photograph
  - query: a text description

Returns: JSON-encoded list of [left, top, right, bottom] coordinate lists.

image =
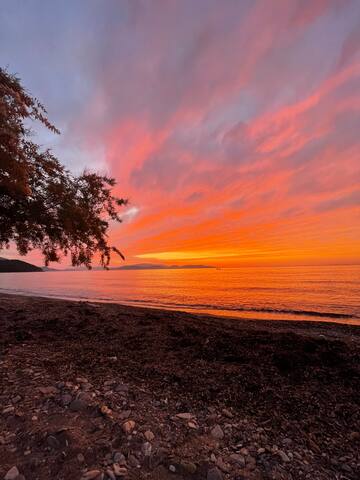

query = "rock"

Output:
[[70, 398, 88, 411], [128, 455, 140, 467], [113, 452, 126, 464], [180, 461, 197, 474], [222, 408, 233, 418], [47, 435, 60, 449], [61, 394, 72, 406], [106, 470, 116, 480], [278, 450, 290, 463], [176, 412, 192, 420], [100, 405, 112, 416], [81, 470, 101, 480], [4, 466, 20, 480], [38, 386, 59, 396], [122, 420, 135, 434], [77, 453, 85, 463], [215, 457, 230, 473], [349, 431, 360, 441], [144, 430, 155, 441], [169, 465, 176, 473], [12, 395, 21, 404], [240, 448, 249, 456], [142, 441, 152, 456], [112, 464, 127, 477], [76, 377, 88, 383], [257, 448, 265, 454], [207, 467, 223, 480], [229, 453, 245, 467], [2, 406, 15, 414], [118, 410, 131, 420], [188, 421, 197, 429], [210, 425, 224, 440]]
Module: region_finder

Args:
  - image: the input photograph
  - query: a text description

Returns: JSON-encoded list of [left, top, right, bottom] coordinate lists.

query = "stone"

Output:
[[81, 470, 101, 480], [229, 453, 245, 467], [222, 408, 233, 418], [112, 464, 127, 477], [61, 394, 72, 406], [2, 406, 15, 414], [4, 466, 20, 480], [122, 420, 135, 434], [215, 457, 230, 473], [76, 377, 88, 384], [12, 395, 21, 404], [210, 425, 224, 440], [278, 450, 290, 463], [169, 465, 176, 473], [207, 467, 223, 480], [188, 421, 197, 429], [176, 412, 192, 420], [100, 405, 112, 416], [257, 448, 265, 454], [349, 431, 360, 441], [180, 461, 197, 474], [113, 452, 126, 464], [142, 441, 152, 456], [144, 430, 155, 441], [38, 386, 59, 396], [70, 398, 88, 411], [106, 470, 116, 480], [47, 435, 60, 449], [77, 453, 85, 463], [128, 455, 140, 467]]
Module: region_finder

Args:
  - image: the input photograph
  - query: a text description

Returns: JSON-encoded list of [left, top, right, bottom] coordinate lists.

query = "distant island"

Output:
[[62, 263, 215, 271], [0, 257, 42, 273], [0, 259, 214, 273]]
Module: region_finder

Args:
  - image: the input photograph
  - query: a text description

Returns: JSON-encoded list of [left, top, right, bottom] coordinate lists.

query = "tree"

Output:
[[0, 67, 127, 268]]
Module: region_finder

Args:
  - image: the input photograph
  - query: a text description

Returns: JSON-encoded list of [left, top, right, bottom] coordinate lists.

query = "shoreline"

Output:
[[0, 290, 358, 327], [0, 293, 359, 479]]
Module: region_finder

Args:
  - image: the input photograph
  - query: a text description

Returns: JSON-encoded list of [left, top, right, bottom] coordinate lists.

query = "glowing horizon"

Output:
[[1, 0, 359, 267]]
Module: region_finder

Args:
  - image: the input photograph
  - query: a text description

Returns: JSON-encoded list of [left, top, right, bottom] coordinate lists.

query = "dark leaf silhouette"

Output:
[[0, 68, 127, 268]]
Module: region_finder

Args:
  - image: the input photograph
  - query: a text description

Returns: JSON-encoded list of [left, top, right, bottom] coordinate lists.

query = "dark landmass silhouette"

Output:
[[0, 257, 42, 273], [59, 263, 214, 271]]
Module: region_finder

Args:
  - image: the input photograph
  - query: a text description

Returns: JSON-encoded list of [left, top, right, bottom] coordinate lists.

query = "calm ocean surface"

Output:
[[0, 265, 359, 325]]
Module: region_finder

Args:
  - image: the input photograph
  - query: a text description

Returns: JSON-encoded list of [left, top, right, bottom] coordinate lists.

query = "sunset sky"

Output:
[[1, 0, 359, 266]]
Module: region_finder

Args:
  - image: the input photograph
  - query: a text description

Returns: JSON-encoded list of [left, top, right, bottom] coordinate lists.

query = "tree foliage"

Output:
[[0, 67, 127, 268]]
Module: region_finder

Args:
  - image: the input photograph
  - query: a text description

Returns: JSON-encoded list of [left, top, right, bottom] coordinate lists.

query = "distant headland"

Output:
[[0, 259, 214, 273]]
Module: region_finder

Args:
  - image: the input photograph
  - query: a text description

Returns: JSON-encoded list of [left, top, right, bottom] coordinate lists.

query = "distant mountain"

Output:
[[0, 257, 42, 273], [113, 263, 214, 270], [61, 263, 214, 271]]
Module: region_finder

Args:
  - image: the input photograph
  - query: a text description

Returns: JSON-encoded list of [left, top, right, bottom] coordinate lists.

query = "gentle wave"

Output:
[[116, 297, 356, 319]]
